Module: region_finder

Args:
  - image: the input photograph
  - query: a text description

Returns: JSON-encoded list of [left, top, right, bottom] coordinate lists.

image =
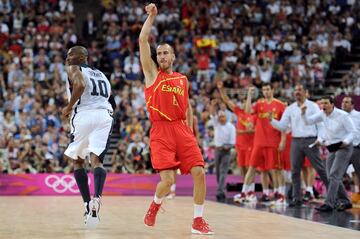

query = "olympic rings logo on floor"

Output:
[[45, 175, 90, 193]]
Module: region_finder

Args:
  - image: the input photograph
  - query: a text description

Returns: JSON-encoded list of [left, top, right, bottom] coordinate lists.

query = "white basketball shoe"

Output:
[[86, 197, 101, 229], [83, 202, 89, 225]]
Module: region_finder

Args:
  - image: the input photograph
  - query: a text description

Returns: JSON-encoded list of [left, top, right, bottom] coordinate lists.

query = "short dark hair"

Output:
[[321, 95, 335, 104], [69, 45, 88, 57], [262, 82, 272, 89], [343, 95, 354, 105]]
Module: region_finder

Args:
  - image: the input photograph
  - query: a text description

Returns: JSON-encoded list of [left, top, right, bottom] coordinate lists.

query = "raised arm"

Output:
[[62, 65, 86, 118], [245, 86, 255, 114], [139, 3, 158, 87], [217, 81, 235, 111]]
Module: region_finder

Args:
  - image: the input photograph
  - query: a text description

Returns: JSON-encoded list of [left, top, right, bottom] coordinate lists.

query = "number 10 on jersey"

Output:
[[90, 78, 109, 98]]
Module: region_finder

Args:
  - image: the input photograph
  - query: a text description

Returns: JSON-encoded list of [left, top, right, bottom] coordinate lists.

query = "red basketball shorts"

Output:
[[249, 146, 282, 171], [150, 120, 204, 174], [236, 146, 252, 167]]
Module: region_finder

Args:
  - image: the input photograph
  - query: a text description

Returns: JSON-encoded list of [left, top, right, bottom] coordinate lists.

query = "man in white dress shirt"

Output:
[[210, 100, 236, 202], [301, 96, 355, 211], [341, 96, 360, 203], [270, 84, 328, 207]]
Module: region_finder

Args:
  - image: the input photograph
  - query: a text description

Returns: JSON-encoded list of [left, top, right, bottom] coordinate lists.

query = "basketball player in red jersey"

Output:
[[245, 85, 287, 205], [217, 81, 256, 203], [139, 3, 213, 235], [217, 81, 255, 188]]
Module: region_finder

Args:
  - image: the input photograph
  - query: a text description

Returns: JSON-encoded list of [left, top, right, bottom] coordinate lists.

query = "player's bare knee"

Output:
[[191, 166, 205, 180], [160, 171, 175, 187], [90, 153, 103, 168], [73, 158, 85, 169]]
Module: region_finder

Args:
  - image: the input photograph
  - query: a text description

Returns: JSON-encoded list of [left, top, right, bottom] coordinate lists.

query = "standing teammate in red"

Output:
[[139, 3, 213, 235], [217, 81, 255, 193], [245, 85, 286, 204]]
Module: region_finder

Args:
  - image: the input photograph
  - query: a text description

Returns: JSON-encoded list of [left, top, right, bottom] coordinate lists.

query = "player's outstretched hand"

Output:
[[62, 105, 72, 118], [145, 3, 158, 16]]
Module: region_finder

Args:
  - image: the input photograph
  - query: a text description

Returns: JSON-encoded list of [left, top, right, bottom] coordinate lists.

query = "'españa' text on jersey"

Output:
[[144, 70, 188, 122]]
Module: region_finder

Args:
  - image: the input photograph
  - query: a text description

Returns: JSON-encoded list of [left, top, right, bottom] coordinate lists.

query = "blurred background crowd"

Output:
[[0, 0, 360, 175]]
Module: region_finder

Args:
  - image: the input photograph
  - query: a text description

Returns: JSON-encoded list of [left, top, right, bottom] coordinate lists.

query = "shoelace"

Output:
[[195, 218, 211, 231], [146, 203, 161, 218]]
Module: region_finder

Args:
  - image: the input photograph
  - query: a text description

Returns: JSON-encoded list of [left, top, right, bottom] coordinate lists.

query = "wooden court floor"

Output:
[[0, 196, 359, 239]]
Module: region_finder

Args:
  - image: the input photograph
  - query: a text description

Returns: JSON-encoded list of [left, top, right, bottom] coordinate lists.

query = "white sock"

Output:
[[280, 186, 286, 196], [355, 186, 359, 193], [194, 204, 204, 218], [306, 186, 314, 195], [250, 183, 255, 192], [154, 194, 164, 204], [263, 189, 270, 195], [242, 184, 249, 193], [170, 184, 176, 192]]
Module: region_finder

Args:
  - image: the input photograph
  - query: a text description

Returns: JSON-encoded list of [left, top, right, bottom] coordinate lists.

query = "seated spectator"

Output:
[[111, 142, 128, 173], [124, 116, 143, 138], [126, 133, 145, 156], [110, 59, 127, 90]]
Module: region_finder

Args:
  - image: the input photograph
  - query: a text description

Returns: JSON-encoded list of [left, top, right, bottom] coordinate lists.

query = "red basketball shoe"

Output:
[[144, 201, 161, 227], [191, 217, 214, 235]]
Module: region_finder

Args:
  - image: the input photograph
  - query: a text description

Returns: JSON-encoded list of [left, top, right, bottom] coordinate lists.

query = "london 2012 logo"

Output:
[[45, 175, 90, 193]]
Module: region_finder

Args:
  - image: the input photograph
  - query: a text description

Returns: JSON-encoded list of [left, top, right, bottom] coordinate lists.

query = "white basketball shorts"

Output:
[[64, 109, 113, 160]]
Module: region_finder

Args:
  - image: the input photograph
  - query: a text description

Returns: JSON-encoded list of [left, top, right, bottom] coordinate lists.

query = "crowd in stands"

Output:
[[0, 0, 360, 175]]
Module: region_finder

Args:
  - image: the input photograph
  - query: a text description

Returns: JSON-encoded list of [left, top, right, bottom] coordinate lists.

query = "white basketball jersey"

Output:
[[66, 64, 113, 113]]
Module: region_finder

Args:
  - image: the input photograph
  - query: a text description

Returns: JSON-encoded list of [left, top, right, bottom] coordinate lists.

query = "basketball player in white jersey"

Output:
[[62, 46, 114, 228]]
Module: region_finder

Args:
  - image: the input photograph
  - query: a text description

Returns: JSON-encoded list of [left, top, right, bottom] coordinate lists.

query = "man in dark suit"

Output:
[[82, 12, 97, 45]]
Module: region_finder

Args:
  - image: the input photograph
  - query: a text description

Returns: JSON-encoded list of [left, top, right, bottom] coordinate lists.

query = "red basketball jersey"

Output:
[[233, 106, 255, 149], [252, 98, 285, 147], [145, 70, 188, 122]]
